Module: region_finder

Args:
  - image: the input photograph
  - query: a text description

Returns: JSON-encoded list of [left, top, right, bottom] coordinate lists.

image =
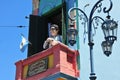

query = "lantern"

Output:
[[101, 41, 113, 57], [67, 26, 78, 46], [102, 19, 118, 42]]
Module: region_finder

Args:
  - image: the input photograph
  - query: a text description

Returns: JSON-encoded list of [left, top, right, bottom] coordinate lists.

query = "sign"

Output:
[[27, 57, 48, 77]]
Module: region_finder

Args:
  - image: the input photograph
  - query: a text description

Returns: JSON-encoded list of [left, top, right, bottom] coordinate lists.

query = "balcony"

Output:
[[15, 43, 80, 80]]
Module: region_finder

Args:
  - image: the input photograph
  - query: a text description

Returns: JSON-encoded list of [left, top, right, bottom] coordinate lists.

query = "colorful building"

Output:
[[15, 0, 80, 80]]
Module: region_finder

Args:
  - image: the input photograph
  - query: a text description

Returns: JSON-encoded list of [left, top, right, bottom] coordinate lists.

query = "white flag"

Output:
[[20, 34, 30, 52]]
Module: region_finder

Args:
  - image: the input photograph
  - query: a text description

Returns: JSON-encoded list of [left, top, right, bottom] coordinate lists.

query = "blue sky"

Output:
[[0, 0, 31, 80], [0, 0, 120, 80]]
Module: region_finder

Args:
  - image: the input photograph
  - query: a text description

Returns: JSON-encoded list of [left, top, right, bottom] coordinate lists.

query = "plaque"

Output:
[[27, 57, 48, 77]]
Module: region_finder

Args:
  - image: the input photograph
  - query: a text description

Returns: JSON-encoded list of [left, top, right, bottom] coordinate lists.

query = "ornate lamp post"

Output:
[[68, 0, 118, 80]]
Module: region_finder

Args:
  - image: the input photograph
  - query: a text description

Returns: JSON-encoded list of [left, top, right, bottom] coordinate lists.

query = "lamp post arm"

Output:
[[68, 7, 88, 24], [88, 0, 103, 43], [103, 0, 113, 13], [91, 16, 105, 37], [92, 16, 104, 23]]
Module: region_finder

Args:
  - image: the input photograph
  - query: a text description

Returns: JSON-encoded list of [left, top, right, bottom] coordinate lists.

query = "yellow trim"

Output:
[[57, 77, 67, 80], [23, 65, 28, 78], [48, 54, 54, 68]]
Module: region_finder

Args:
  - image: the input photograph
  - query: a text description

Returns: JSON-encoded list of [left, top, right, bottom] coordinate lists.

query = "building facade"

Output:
[[15, 0, 80, 80]]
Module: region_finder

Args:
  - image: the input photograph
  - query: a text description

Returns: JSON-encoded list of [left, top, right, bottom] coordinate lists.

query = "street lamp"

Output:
[[102, 16, 118, 42], [67, 22, 78, 46], [101, 40, 113, 57], [68, 0, 118, 80]]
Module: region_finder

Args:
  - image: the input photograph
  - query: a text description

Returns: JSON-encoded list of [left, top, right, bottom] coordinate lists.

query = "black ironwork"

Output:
[[68, 0, 118, 80]]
